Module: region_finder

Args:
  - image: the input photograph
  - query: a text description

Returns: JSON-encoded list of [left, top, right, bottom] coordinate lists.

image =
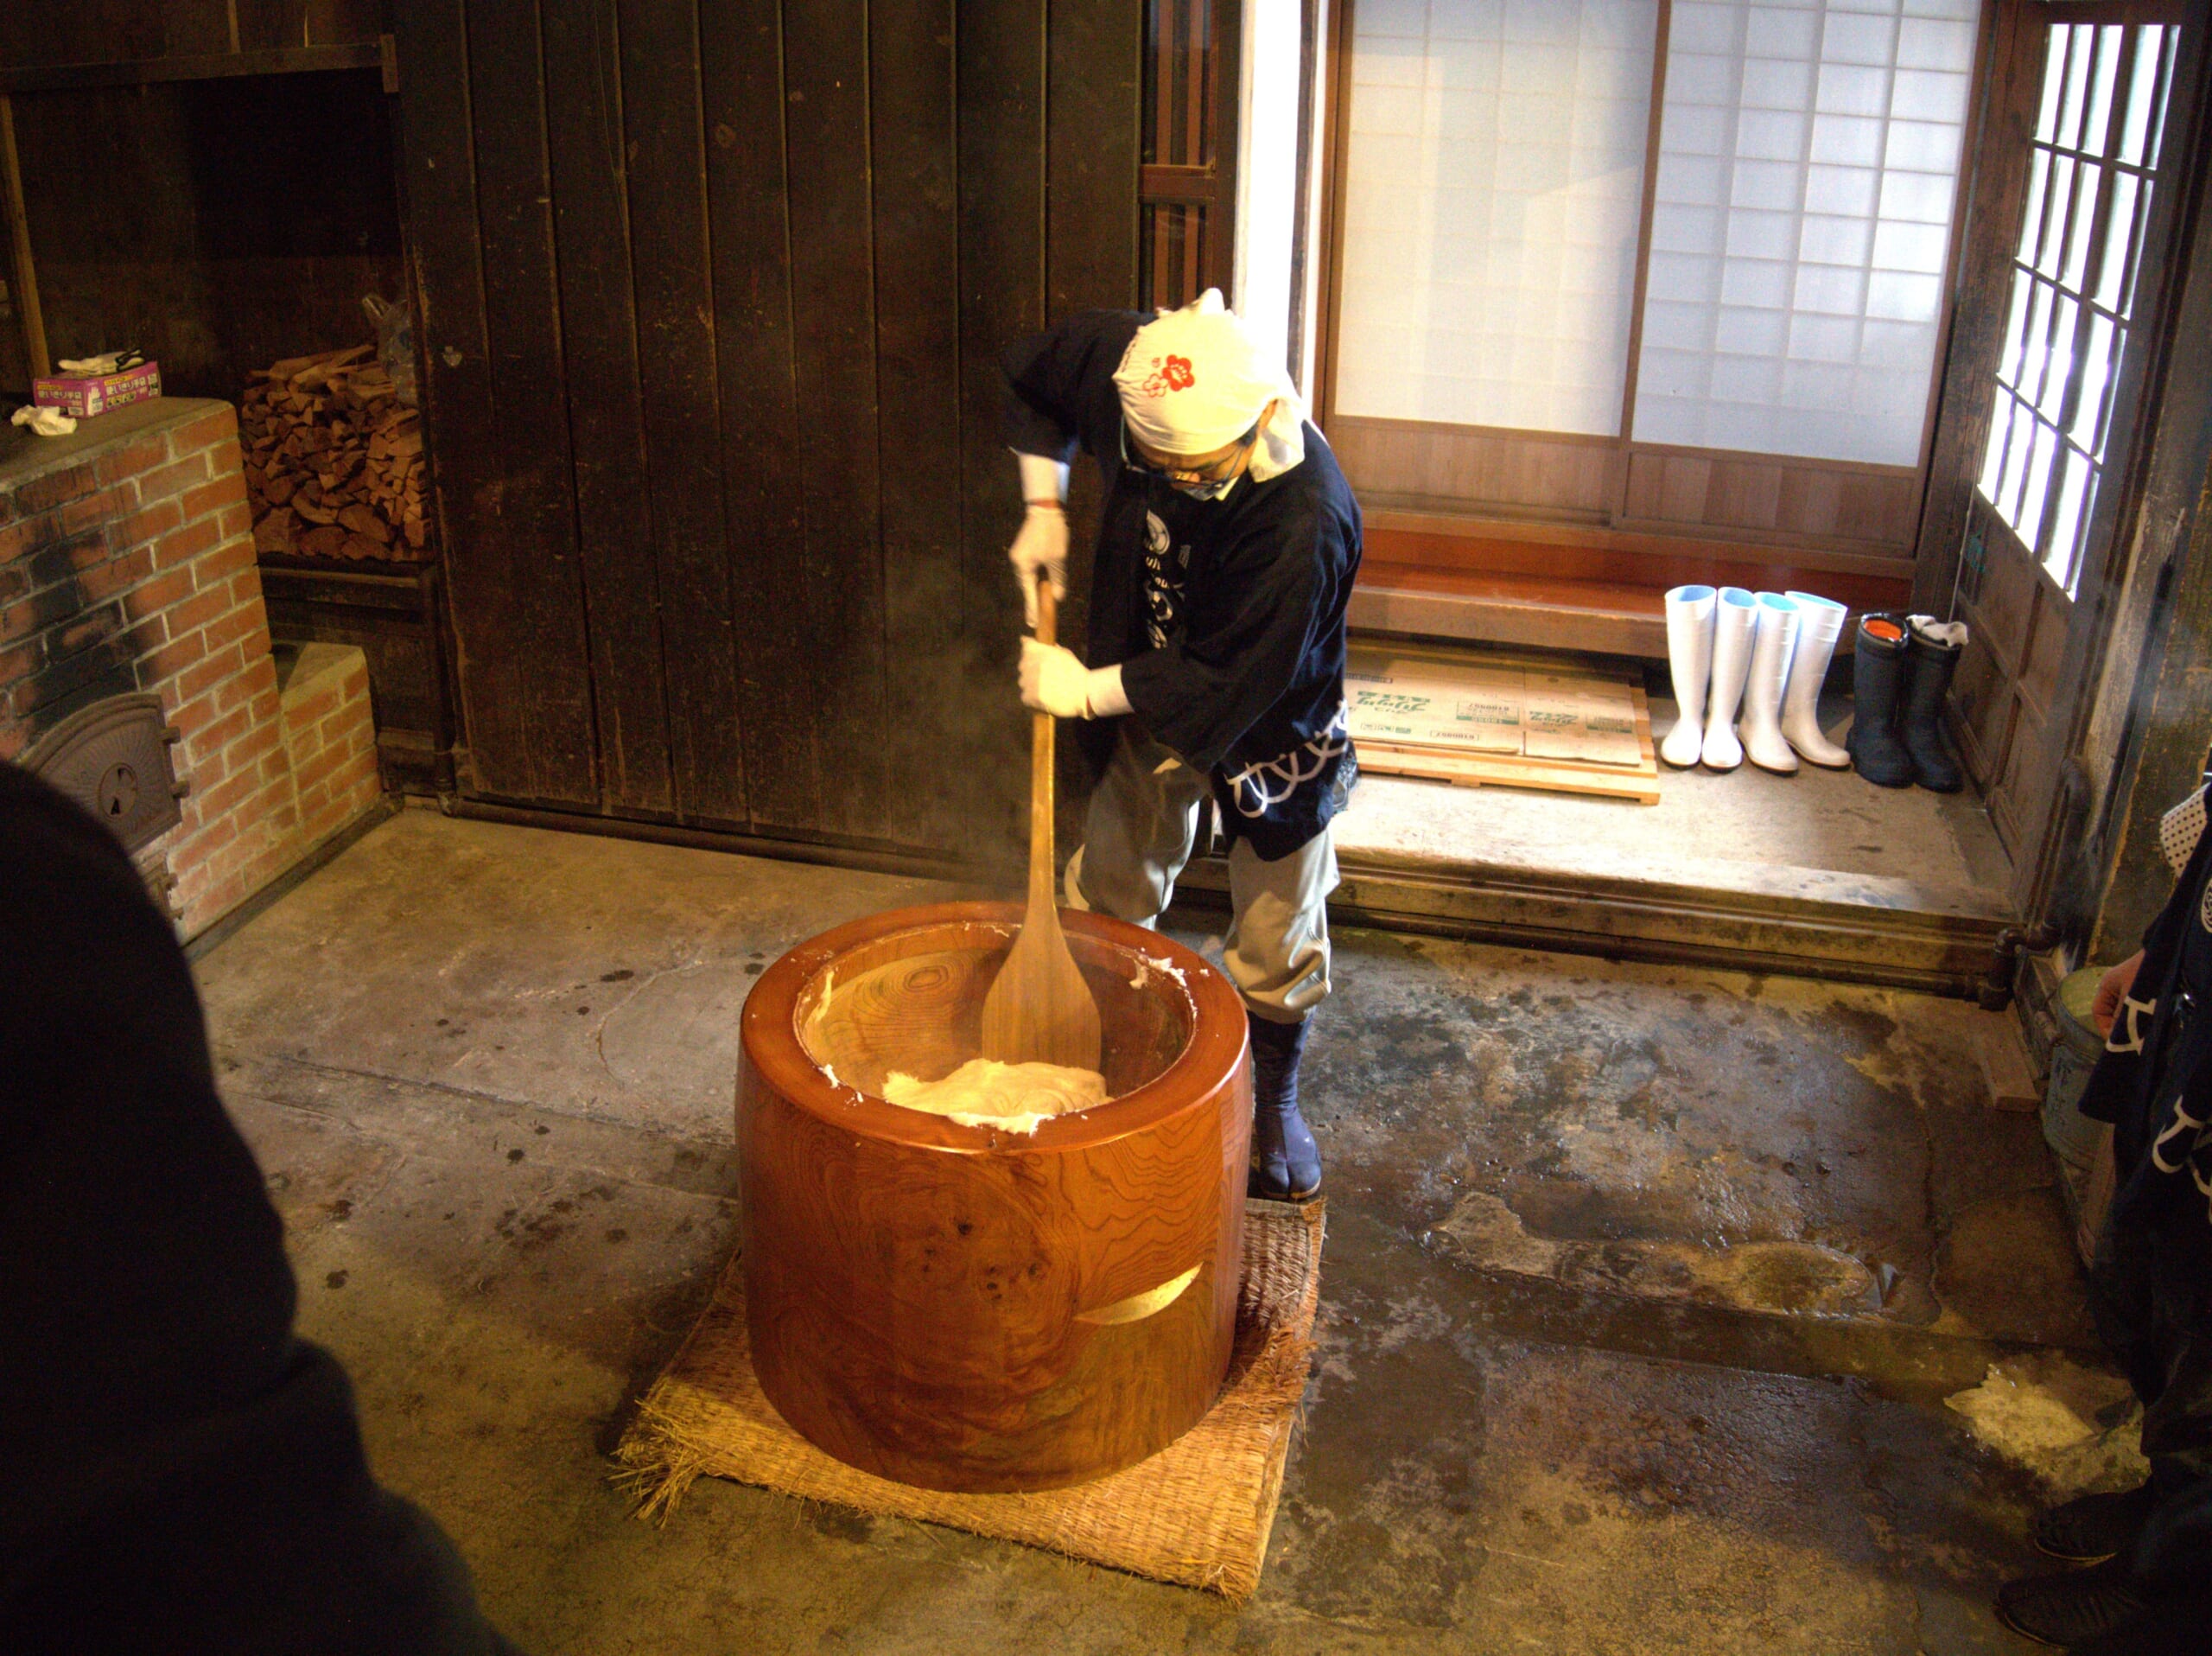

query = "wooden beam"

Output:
[[0, 43, 386, 94], [0, 95, 48, 381], [1312, 0, 1357, 428], [1613, 0, 1670, 457], [1363, 508, 1921, 591], [1205, 0, 1243, 296], [1139, 162, 1222, 205]]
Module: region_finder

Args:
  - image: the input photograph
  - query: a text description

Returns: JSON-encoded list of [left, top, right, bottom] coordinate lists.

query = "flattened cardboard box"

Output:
[[1345, 659, 1522, 753], [1348, 649, 1643, 767]]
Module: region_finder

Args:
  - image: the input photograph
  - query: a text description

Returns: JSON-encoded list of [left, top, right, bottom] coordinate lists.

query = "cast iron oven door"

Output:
[[21, 693, 188, 853]]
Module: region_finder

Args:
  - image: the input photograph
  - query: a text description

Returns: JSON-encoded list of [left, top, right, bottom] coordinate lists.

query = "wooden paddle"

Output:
[[979, 584, 1104, 1073]]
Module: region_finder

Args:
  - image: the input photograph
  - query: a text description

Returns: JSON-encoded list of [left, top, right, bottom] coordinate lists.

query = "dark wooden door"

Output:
[[393, 0, 1145, 862], [1920, 1, 2198, 914]]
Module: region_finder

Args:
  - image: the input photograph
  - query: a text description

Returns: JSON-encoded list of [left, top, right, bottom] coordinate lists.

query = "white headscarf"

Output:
[[1112, 290, 1306, 482]]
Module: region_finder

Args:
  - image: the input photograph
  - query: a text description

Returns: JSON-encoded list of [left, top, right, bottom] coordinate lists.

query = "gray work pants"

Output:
[[1065, 724, 1338, 1023]]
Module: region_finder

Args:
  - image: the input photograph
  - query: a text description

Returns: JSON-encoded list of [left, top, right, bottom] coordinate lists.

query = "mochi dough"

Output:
[[881, 1058, 1109, 1134]]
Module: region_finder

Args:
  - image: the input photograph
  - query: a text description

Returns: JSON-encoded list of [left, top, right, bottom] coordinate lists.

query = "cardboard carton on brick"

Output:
[[35, 361, 163, 418]]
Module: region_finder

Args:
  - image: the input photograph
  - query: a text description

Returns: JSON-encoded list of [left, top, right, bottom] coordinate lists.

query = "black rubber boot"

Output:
[[1248, 1013, 1320, 1202], [1903, 619, 1964, 793], [1846, 614, 1916, 787], [2035, 1483, 2162, 1564], [2067, 1589, 2212, 1654], [1994, 1557, 2145, 1647]]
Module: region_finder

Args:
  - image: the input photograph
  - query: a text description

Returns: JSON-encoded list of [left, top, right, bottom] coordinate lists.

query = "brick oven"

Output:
[[0, 397, 385, 936]]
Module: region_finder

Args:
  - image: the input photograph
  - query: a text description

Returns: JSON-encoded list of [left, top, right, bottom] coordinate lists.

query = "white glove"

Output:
[[1019, 644, 1131, 720], [1020, 640, 1089, 717], [1008, 505, 1067, 629], [11, 404, 76, 437], [1008, 452, 1070, 627]]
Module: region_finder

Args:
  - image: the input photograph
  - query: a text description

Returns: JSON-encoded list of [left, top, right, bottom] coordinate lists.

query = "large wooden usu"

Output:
[[738, 901, 1251, 1493]]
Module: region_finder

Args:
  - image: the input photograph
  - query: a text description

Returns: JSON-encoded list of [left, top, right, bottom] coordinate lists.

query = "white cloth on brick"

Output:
[[10, 404, 75, 437], [1112, 289, 1305, 482]]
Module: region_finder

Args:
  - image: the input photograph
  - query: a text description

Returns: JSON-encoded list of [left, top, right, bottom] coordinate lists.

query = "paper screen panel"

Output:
[[1334, 0, 1659, 435], [1631, 0, 1980, 467]]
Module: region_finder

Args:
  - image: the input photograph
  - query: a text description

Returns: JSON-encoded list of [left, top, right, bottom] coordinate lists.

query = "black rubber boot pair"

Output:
[[1997, 1483, 2179, 1650], [1846, 613, 1963, 792], [1248, 1012, 1320, 1202]]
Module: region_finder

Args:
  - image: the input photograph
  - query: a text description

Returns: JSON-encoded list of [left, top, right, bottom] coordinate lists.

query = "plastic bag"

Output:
[[361, 293, 419, 409]]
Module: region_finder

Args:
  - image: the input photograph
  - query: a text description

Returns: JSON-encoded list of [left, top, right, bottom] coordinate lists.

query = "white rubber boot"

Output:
[[1700, 588, 1759, 770], [1659, 584, 1716, 768], [1780, 590, 1851, 767], [1740, 593, 1802, 774]]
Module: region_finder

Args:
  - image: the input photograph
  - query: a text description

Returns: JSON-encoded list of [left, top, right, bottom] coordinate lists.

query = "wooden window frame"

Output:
[[1918, 0, 2199, 619], [1141, 0, 1243, 309], [1912, 0, 2203, 914], [1971, 13, 2179, 595]]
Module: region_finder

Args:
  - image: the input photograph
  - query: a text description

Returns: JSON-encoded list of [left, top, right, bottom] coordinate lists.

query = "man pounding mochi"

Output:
[[1001, 290, 1361, 1202]]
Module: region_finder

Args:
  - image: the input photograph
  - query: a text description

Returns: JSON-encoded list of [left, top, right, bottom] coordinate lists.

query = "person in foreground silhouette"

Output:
[[0, 761, 518, 1655], [1994, 778, 2212, 1653]]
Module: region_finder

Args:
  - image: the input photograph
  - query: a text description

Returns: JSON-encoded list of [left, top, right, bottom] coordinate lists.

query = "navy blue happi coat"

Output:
[[2079, 781, 2212, 1503], [1003, 309, 1362, 861]]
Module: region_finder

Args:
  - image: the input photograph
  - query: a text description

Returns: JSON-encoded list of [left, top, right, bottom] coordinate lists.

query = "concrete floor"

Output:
[[1337, 692, 2013, 920], [196, 804, 2093, 1653]]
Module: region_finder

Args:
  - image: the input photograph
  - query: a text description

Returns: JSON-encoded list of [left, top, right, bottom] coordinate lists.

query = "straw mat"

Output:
[[615, 1198, 1325, 1600]]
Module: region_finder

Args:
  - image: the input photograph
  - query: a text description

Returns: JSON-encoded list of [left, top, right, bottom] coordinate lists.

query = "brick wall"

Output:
[[278, 643, 382, 851], [0, 398, 384, 936]]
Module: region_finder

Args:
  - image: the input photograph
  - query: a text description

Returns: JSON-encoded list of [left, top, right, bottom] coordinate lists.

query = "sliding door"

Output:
[[1324, 0, 1982, 573]]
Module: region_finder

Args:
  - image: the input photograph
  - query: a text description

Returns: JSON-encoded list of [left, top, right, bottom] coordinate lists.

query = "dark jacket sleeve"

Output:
[[1119, 500, 1345, 774], [1001, 309, 1144, 462]]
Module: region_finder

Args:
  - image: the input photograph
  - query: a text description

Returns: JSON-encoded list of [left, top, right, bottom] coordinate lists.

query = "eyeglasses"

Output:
[[1126, 418, 1263, 500]]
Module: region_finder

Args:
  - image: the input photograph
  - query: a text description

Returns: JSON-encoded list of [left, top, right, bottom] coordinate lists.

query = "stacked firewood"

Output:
[[243, 345, 429, 562]]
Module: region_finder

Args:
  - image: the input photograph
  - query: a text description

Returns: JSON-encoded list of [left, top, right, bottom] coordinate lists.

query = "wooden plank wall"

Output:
[[397, 0, 1143, 862], [3, 69, 404, 398], [1328, 421, 1618, 522], [1329, 413, 1925, 567], [0, 1, 389, 65]]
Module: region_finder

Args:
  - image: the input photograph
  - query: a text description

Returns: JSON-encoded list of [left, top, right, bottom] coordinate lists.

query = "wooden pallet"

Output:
[[1348, 643, 1660, 806]]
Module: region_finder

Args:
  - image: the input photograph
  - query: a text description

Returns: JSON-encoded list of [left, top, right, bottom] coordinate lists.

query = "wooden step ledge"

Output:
[[1178, 850, 2012, 1002], [1351, 564, 1669, 659]]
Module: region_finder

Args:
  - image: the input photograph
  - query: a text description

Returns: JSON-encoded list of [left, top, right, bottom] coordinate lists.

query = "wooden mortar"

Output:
[[738, 901, 1251, 1493]]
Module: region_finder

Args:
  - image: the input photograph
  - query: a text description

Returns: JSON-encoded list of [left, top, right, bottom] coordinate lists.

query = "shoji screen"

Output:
[[1632, 0, 1980, 465], [1334, 0, 1659, 434]]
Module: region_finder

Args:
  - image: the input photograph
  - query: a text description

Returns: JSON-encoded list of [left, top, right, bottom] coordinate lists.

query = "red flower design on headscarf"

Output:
[[1140, 353, 1197, 397]]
